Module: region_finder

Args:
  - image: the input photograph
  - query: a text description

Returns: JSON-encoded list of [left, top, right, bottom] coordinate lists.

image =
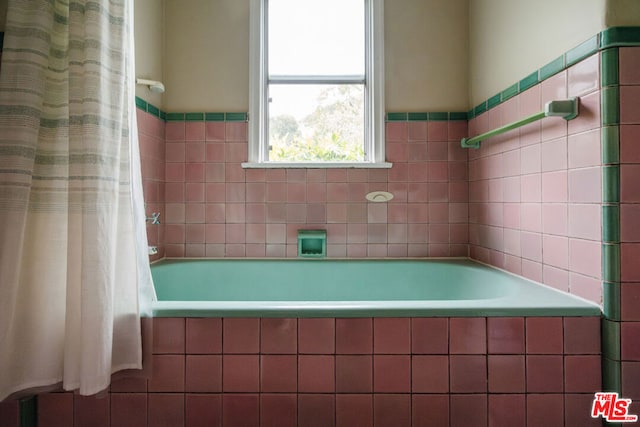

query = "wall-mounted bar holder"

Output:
[[146, 212, 161, 224], [461, 97, 579, 149]]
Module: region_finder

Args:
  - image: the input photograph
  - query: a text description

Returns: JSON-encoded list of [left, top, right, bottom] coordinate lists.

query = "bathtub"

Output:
[[150, 258, 600, 317]]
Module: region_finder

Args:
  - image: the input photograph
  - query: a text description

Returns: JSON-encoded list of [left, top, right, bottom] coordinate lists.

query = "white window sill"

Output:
[[241, 162, 393, 169]]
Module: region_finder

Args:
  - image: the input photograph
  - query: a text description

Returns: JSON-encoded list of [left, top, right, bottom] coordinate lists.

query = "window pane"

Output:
[[268, 84, 365, 162], [268, 0, 365, 76]]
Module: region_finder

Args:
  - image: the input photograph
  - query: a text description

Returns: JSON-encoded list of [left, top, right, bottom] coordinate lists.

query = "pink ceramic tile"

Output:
[[306, 183, 327, 203], [622, 361, 640, 400], [568, 90, 601, 134], [373, 318, 411, 354], [543, 234, 569, 269], [185, 355, 222, 392], [73, 395, 109, 427], [568, 54, 599, 97], [223, 354, 259, 392], [542, 73, 568, 141], [522, 248, 542, 274], [408, 143, 428, 162], [166, 163, 185, 183], [543, 265, 570, 292], [488, 178, 504, 202], [367, 223, 388, 244], [148, 354, 185, 392], [622, 322, 640, 361], [185, 163, 205, 184], [449, 317, 486, 354], [165, 121, 185, 141], [286, 183, 306, 203], [205, 183, 225, 203], [185, 224, 205, 243], [526, 317, 563, 353], [224, 162, 245, 182], [621, 85, 640, 124], [245, 183, 265, 203], [622, 283, 640, 321], [488, 395, 525, 427], [565, 393, 603, 427], [153, 317, 185, 354], [298, 355, 335, 392], [488, 355, 525, 393], [521, 144, 542, 174], [205, 163, 225, 183], [386, 122, 407, 142], [225, 223, 245, 243], [285, 203, 306, 223], [245, 203, 265, 223], [205, 224, 225, 243], [336, 395, 372, 427], [299, 318, 335, 354], [260, 318, 296, 354], [388, 162, 408, 182], [336, 355, 373, 392], [449, 120, 468, 142], [542, 203, 568, 235], [428, 121, 448, 141], [521, 174, 542, 202], [260, 394, 296, 427], [298, 394, 335, 427], [205, 122, 225, 141], [367, 203, 388, 223], [408, 162, 429, 182], [336, 318, 372, 354], [568, 203, 601, 240], [541, 137, 568, 172], [407, 182, 428, 202], [386, 142, 408, 162], [260, 355, 297, 392], [387, 223, 408, 244], [225, 122, 248, 141], [412, 355, 448, 393], [412, 395, 449, 427], [450, 394, 487, 427], [185, 142, 205, 162], [568, 167, 601, 203], [450, 354, 487, 392], [564, 355, 602, 392], [205, 143, 225, 163], [223, 318, 259, 353], [165, 203, 185, 224], [542, 170, 568, 202], [569, 272, 602, 304], [568, 129, 601, 168], [527, 394, 564, 426], [38, 394, 75, 427], [245, 223, 265, 244], [222, 395, 259, 427], [266, 204, 287, 224], [620, 47, 640, 84], [428, 141, 449, 161], [110, 394, 147, 427], [185, 182, 204, 202], [487, 317, 525, 354], [225, 143, 247, 163], [266, 182, 286, 202], [526, 355, 564, 392], [564, 317, 600, 354], [621, 164, 640, 202], [373, 355, 411, 392], [166, 143, 185, 163], [569, 238, 601, 278], [449, 161, 468, 182], [186, 318, 221, 354], [186, 394, 222, 427]]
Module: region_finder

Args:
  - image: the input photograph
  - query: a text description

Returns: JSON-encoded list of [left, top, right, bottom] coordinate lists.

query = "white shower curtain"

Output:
[[0, 0, 155, 400]]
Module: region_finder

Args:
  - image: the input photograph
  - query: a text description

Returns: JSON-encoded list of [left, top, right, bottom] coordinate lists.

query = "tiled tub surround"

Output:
[[467, 52, 604, 305], [161, 117, 469, 258], [25, 316, 601, 427]]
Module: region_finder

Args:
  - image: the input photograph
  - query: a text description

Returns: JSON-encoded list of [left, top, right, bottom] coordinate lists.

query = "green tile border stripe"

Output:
[[539, 55, 565, 81], [385, 112, 469, 121], [602, 126, 620, 165], [601, 48, 619, 87], [566, 34, 599, 66], [603, 281, 621, 321], [600, 26, 640, 48]]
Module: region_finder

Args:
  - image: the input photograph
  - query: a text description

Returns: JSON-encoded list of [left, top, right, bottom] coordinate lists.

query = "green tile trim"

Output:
[[602, 126, 620, 165], [449, 112, 468, 121], [160, 111, 167, 121], [566, 34, 599, 66], [602, 319, 621, 361], [135, 96, 147, 111], [603, 281, 621, 321], [487, 94, 501, 109], [602, 86, 620, 126], [185, 112, 205, 121], [166, 112, 185, 121], [603, 205, 620, 243], [19, 396, 37, 427], [539, 55, 565, 81], [473, 102, 487, 117], [518, 71, 539, 92], [427, 112, 448, 121], [147, 104, 160, 118], [601, 26, 640, 48], [500, 83, 519, 102], [602, 357, 622, 393], [601, 48, 620, 87], [408, 112, 428, 121], [226, 112, 248, 122], [386, 112, 407, 121], [603, 165, 620, 204], [603, 243, 621, 283], [205, 112, 225, 121], [467, 109, 476, 120]]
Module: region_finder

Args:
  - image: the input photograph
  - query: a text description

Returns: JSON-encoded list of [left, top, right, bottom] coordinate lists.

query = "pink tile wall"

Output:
[[161, 119, 469, 258], [138, 109, 166, 261], [468, 53, 603, 304]]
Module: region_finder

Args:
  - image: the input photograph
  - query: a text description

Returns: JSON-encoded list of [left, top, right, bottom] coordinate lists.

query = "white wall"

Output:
[[135, 0, 164, 108]]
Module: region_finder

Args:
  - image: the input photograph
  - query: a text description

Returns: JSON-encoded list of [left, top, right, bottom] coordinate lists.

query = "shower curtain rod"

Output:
[[461, 97, 579, 149]]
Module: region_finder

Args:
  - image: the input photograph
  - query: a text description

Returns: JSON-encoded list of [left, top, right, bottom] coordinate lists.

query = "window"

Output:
[[246, 0, 387, 168]]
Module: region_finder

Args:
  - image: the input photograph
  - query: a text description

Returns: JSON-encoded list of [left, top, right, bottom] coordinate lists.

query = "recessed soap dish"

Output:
[[366, 191, 394, 202]]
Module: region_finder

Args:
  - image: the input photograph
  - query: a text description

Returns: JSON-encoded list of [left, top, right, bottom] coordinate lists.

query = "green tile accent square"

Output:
[[185, 112, 205, 121], [386, 112, 407, 121], [603, 165, 620, 204], [603, 243, 621, 283], [602, 319, 621, 361], [540, 55, 565, 81], [449, 112, 468, 121], [602, 86, 620, 126], [519, 71, 539, 92], [602, 357, 622, 393], [135, 96, 147, 111], [408, 112, 428, 121], [501, 83, 519, 102], [147, 104, 160, 118], [566, 34, 599, 66], [427, 112, 448, 121], [603, 205, 620, 243], [603, 281, 621, 321], [601, 26, 640, 49], [467, 109, 476, 120], [205, 112, 225, 121], [601, 48, 619, 87], [473, 102, 487, 117], [487, 94, 501, 110], [20, 395, 37, 427], [602, 126, 620, 165], [160, 111, 167, 121], [225, 112, 248, 122], [166, 112, 185, 121]]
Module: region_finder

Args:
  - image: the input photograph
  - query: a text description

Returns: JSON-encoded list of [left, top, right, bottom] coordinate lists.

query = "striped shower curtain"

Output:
[[0, 0, 155, 400]]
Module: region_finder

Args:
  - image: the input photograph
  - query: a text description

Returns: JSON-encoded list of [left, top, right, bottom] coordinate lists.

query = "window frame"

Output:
[[245, 0, 389, 168]]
